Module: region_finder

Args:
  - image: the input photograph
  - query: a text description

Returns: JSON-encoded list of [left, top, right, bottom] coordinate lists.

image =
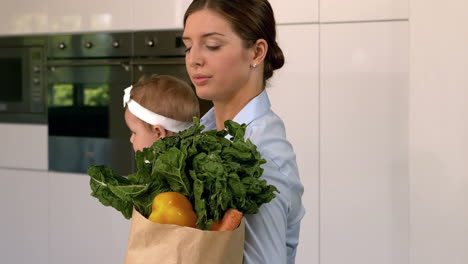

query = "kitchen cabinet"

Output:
[[0, 0, 47, 35], [319, 21, 409, 264], [0, 124, 47, 170], [268, 24, 320, 264], [410, 1, 468, 263], [0, 169, 129, 264], [269, 0, 319, 24], [0, 0, 321, 35], [133, 0, 319, 30], [48, 171, 130, 264], [47, 0, 133, 33], [320, 0, 408, 22], [133, 0, 192, 30], [0, 168, 49, 264]]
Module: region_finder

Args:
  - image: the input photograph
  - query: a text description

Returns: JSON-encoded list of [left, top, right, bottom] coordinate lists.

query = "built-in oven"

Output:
[[0, 36, 46, 123], [46, 33, 133, 175], [46, 30, 212, 175]]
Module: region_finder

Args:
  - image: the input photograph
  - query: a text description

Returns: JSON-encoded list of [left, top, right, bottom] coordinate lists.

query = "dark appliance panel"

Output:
[[0, 36, 46, 123], [47, 32, 134, 175], [133, 30, 185, 57], [48, 32, 132, 58]]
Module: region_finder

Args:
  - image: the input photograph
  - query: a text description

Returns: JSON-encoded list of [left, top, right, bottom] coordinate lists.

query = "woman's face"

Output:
[[124, 109, 160, 152], [182, 9, 253, 102]]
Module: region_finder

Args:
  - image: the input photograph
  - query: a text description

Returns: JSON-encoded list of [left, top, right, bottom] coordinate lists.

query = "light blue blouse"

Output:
[[201, 89, 305, 264]]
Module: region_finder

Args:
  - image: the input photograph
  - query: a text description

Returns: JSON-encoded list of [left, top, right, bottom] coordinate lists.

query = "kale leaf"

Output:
[[88, 117, 278, 229]]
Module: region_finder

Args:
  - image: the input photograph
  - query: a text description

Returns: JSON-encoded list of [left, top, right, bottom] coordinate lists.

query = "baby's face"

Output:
[[124, 109, 160, 152]]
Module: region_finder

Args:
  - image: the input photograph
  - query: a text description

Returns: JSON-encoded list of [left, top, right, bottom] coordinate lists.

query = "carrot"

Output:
[[212, 208, 243, 231], [210, 220, 221, 231]]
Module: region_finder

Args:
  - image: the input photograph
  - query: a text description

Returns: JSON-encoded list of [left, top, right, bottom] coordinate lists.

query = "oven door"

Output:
[[132, 58, 213, 116], [0, 47, 45, 122], [47, 60, 134, 175]]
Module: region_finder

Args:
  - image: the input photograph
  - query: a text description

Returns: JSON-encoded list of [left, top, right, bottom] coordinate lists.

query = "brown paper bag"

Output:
[[124, 208, 245, 264]]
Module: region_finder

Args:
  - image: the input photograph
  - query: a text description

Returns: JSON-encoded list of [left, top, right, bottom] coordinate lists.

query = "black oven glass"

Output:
[[49, 83, 109, 107], [0, 58, 22, 102], [48, 83, 110, 138]]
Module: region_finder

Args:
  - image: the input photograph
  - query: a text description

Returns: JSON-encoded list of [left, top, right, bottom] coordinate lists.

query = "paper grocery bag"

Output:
[[124, 208, 245, 264]]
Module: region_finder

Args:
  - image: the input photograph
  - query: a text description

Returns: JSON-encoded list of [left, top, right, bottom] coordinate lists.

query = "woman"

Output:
[[182, 0, 305, 263]]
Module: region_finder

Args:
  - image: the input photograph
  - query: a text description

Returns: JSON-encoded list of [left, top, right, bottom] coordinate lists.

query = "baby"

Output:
[[123, 74, 200, 152]]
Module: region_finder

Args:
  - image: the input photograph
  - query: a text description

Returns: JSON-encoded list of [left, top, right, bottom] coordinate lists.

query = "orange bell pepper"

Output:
[[148, 192, 197, 228]]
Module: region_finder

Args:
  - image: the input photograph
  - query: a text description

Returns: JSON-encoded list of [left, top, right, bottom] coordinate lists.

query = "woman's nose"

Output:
[[186, 47, 203, 68]]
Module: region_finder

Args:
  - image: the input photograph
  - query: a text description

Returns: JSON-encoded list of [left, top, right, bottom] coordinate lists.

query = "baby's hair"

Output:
[[129, 74, 200, 124]]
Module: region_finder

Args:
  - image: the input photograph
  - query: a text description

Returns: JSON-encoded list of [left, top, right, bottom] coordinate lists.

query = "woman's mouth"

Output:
[[192, 74, 211, 85]]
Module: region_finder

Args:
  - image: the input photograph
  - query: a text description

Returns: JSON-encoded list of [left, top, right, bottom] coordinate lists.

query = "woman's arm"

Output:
[[241, 115, 305, 264], [243, 160, 290, 264]]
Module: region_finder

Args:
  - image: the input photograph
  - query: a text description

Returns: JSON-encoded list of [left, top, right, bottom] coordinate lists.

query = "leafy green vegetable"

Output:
[[89, 165, 135, 219], [88, 117, 278, 230]]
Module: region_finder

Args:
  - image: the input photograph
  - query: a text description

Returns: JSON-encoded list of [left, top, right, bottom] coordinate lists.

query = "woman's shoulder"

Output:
[[246, 110, 296, 169], [246, 110, 286, 139]]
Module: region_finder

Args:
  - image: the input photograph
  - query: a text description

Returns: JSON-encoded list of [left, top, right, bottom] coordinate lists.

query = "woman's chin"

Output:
[[195, 87, 214, 101]]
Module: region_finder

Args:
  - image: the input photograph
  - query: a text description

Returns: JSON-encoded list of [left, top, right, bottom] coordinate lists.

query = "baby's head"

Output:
[[123, 74, 200, 152]]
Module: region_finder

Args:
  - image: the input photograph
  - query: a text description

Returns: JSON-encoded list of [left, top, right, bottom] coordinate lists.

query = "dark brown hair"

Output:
[[183, 0, 284, 84], [130, 74, 200, 124]]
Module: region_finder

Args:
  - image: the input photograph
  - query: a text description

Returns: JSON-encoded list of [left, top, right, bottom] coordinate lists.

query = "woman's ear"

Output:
[[251, 39, 268, 67], [151, 125, 167, 139]]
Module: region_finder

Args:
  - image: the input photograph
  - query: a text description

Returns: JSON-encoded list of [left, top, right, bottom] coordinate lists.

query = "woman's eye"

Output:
[[184, 47, 192, 53], [207, 45, 220, 51]]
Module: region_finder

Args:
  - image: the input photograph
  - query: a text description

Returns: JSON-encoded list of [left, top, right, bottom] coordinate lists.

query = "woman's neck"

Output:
[[213, 85, 263, 130]]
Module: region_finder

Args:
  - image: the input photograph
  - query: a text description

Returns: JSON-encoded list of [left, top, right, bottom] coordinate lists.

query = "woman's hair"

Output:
[[130, 74, 200, 124], [183, 0, 284, 83]]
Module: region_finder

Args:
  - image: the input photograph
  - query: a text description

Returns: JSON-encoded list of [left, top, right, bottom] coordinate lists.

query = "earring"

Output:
[[252, 63, 257, 68]]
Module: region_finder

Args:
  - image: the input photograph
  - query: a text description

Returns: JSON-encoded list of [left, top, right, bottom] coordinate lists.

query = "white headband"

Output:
[[123, 86, 192, 132]]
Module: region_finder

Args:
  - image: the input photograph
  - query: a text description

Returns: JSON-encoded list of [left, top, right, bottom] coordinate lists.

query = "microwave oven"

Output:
[[0, 36, 46, 123]]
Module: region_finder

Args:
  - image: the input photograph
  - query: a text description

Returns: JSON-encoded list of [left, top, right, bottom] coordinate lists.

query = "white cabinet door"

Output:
[[133, 0, 192, 30], [47, 0, 133, 33], [410, 1, 468, 264], [0, 124, 47, 170], [0, 168, 49, 264], [133, 0, 319, 30], [269, 0, 319, 24], [269, 24, 320, 264], [320, 21, 409, 264], [0, 0, 47, 35], [48, 172, 130, 264], [320, 0, 408, 22]]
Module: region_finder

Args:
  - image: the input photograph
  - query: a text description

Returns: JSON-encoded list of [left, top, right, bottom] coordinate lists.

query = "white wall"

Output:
[[409, 0, 468, 264]]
